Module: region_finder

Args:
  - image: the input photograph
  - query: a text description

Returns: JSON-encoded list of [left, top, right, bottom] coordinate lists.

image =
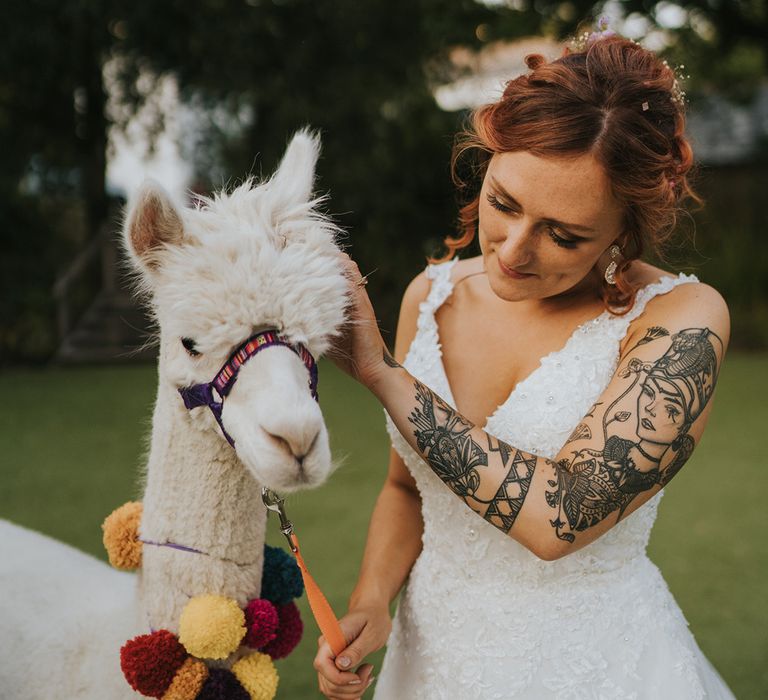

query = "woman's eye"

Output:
[[181, 337, 201, 356], [486, 193, 514, 213], [665, 405, 680, 420], [547, 227, 577, 249]]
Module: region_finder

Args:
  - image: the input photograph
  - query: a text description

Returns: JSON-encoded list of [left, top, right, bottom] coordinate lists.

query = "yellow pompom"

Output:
[[178, 595, 246, 660], [102, 501, 143, 570], [161, 657, 208, 700], [232, 652, 279, 700]]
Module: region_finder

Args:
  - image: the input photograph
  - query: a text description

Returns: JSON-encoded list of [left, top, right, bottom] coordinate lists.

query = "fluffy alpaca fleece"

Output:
[[0, 131, 348, 699]]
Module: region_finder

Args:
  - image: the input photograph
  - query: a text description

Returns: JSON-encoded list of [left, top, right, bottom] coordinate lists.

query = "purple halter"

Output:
[[178, 329, 319, 447]]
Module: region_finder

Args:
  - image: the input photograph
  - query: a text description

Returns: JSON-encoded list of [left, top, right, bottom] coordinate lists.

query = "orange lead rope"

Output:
[[262, 488, 347, 657], [289, 532, 347, 656]]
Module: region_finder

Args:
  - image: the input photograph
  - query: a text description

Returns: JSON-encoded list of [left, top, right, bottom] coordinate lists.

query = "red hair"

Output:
[[445, 35, 701, 311]]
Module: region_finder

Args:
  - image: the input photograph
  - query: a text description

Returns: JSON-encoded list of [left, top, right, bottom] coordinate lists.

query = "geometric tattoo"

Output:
[[408, 380, 535, 532], [484, 451, 536, 532]]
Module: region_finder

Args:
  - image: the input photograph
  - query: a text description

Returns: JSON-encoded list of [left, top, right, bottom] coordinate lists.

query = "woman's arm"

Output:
[[354, 271, 729, 561], [348, 448, 423, 612], [315, 272, 429, 699]]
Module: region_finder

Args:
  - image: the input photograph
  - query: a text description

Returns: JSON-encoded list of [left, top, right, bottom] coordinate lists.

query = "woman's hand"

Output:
[[328, 253, 390, 391], [314, 603, 392, 699]]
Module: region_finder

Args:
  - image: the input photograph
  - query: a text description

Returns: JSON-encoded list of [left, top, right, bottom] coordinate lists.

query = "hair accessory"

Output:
[[662, 59, 689, 106], [570, 15, 615, 51], [604, 244, 621, 285], [567, 23, 690, 108]]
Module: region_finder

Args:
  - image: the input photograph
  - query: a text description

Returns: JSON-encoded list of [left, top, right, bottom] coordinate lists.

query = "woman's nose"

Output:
[[498, 221, 534, 267]]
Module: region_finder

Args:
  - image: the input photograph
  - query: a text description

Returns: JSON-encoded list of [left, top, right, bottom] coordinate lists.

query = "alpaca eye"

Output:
[[181, 337, 201, 356]]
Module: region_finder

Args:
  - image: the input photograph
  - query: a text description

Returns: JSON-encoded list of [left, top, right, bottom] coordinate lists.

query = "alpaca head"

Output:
[[123, 130, 348, 492]]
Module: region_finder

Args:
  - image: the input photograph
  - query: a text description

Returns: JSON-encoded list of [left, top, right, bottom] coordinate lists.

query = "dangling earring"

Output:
[[604, 244, 621, 285]]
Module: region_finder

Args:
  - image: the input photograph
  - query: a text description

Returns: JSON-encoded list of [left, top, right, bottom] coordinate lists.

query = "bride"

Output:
[[314, 31, 735, 699]]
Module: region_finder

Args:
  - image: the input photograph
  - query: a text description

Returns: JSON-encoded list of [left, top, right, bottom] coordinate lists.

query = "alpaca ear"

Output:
[[123, 180, 184, 270], [268, 128, 321, 217]]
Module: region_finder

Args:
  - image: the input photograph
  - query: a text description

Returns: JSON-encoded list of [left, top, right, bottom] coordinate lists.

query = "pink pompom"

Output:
[[262, 601, 303, 659], [243, 598, 279, 649]]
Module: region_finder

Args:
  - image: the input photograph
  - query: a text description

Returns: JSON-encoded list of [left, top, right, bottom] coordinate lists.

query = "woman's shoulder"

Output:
[[630, 261, 728, 313], [401, 256, 481, 306], [624, 262, 730, 351]]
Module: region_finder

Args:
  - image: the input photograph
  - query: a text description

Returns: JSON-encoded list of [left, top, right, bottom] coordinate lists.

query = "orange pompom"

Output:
[[162, 657, 209, 700], [102, 501, 143, 570]]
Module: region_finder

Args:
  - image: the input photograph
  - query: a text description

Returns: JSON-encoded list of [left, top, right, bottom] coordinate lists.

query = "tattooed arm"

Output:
[[368, 282, 729, 560]]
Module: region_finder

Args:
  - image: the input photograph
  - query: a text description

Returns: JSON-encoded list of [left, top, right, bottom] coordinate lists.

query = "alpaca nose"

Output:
[[264, 427, 319, 463]]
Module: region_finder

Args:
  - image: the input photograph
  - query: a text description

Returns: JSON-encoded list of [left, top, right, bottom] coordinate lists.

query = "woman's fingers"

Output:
[[315, 609, 388, 699], [318, 664, 375, 699], [327, 252, 389, 388], [314, 638, 363, 686]]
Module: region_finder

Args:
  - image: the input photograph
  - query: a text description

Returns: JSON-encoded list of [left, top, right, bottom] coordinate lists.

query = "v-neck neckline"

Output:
[[428, 270, 687, 431], [434, 307, 610, 431]]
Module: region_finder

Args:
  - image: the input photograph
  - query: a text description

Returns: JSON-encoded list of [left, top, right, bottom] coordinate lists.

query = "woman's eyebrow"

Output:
[[490, 178, 596, 233]]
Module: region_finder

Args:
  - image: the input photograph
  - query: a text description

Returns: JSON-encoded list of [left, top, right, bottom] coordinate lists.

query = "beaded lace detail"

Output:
[[375, 263, 734, 700]]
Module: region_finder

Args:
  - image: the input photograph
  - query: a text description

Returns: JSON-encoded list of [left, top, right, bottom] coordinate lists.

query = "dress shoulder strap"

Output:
[[422, 258, 459, 315], [622, 272, 699, 324]]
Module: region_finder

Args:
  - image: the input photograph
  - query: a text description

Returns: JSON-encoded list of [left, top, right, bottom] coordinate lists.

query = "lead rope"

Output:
[[262, 488, 347, 657]]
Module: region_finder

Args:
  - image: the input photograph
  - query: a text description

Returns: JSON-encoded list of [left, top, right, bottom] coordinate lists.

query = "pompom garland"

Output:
[[243, 598, 279, 649], [196, 668, 250, 700], [108, 500, 304, 699], [161, 658, 208, 700], [260, 545, 303, 605], [232, 652, 279, 700], [261, 602, 303, 660], [120, 630, 188, 698], [102, 501, 143, 569], [179, 595, 246, 660]]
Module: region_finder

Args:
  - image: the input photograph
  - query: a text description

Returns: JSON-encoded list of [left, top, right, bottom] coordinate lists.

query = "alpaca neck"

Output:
[[140, 378, 266, 566]]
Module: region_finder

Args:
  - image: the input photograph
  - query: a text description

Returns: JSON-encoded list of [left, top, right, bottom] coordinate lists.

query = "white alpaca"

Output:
[[0, 131, 348, 699]]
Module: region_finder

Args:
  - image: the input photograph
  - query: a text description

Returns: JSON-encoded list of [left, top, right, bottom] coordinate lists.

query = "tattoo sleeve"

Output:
[[384, 327, 723, 547]]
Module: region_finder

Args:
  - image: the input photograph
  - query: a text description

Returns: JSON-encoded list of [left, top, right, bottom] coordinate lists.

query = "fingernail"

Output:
[[367, 676, 376, 687], [348, 679, 362, 685], [337, 656, 351, 668]]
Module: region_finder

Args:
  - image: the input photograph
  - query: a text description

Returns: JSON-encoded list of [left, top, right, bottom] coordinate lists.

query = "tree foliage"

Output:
[[1, 0, 765, 362]]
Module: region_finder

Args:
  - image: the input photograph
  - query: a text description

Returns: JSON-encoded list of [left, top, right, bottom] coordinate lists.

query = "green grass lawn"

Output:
[[1, 355, 765, 698]]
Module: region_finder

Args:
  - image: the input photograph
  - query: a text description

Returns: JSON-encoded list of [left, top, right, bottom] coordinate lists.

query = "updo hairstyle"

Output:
[[448, 34, 700, 311]]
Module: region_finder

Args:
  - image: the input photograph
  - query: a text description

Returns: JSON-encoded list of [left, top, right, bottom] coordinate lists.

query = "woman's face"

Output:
[[479, 151, 625, 302], [637, 376, 686, 445]]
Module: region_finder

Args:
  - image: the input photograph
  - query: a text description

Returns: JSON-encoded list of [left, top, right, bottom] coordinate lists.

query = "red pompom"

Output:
[[243, 598, 279, 649], [120, 630, 188, 697], [261, 601, 303, 659]]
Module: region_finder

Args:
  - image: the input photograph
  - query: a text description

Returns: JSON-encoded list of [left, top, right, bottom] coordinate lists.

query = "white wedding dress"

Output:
[[375, 260, 735, 700]]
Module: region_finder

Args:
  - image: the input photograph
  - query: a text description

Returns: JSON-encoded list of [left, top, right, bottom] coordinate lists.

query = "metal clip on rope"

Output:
[[262, 487, 298, 552]]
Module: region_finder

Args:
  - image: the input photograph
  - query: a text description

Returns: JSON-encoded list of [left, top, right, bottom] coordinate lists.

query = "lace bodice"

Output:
[[374, 261, 736, 700], [386, 259, 698, 581]]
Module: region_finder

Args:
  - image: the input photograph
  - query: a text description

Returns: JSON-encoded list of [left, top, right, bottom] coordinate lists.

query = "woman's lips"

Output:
[[498, 258, 536, 280]]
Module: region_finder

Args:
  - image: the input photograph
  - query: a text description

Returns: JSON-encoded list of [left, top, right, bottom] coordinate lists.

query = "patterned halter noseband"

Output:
[[178, 330, 319, 447]]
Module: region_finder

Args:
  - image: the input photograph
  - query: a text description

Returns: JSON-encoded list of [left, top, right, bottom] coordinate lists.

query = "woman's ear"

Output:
[[123, 179, 184, 273]]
